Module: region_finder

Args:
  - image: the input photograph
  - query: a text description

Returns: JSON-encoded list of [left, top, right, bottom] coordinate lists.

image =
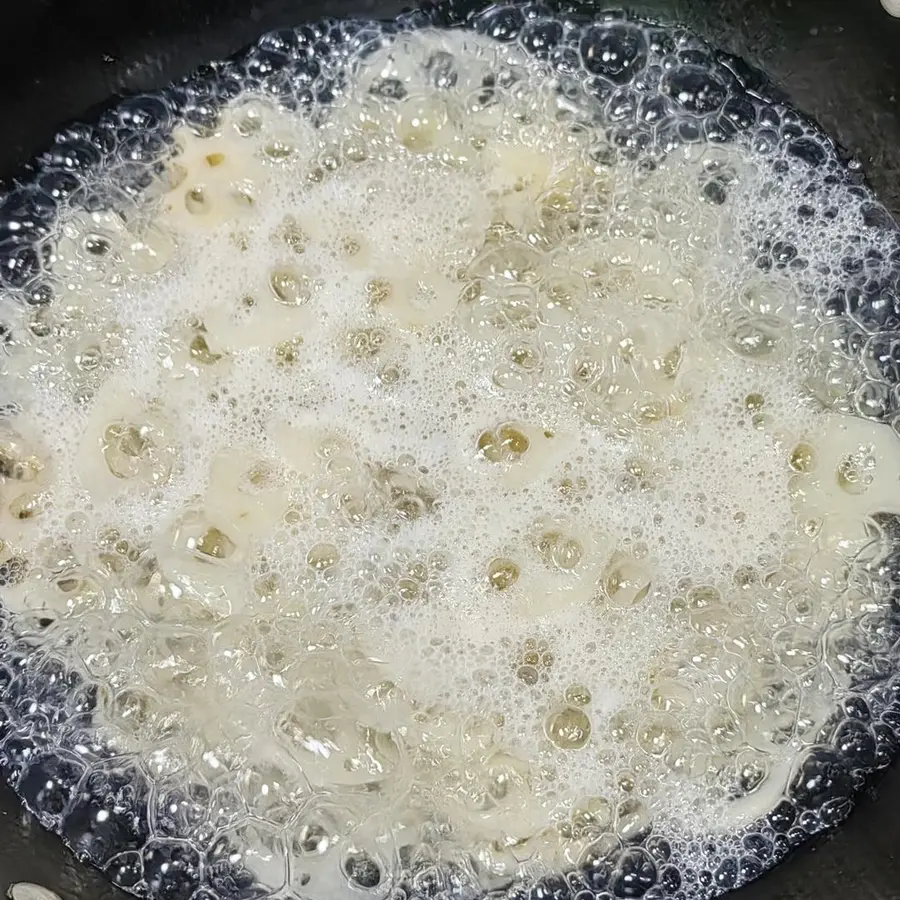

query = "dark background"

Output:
[[0, 1, 899, 898]]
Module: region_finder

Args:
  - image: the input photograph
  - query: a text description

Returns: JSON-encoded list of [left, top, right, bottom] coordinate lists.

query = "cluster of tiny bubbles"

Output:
[[0, 3, 899, 900]]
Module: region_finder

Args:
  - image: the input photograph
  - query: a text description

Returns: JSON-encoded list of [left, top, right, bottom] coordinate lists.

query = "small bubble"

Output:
[[274, 335, 304, 366], [346, 328, 386, 361], [836, 448, 875, 495], [729, 317, 784, 360], [535, 529, 584, 570], [546, 706, 592, 750], [185, 185, 211, 215], [636, 716, 676, 756], [255, 574, 280, 601], [743, 392, 765, 411], [84, 233, 112, 256], [269, 267, 316, 306], [602, 555, 652, 607], [788, 442, 816, 474], [102, 421, 173, 485], [29, 309, 53, 338], [377, 365, 402, 386], [395, 98, 446, 151], [193, 527, 236, 560], [487, 557, 520, 591], [189, 334, 222, 365], [233, 104, 264, 136], [365, 278, 393, 306], [616, 797, 651, 841], [307, 542, 340, 570], [275, 216, 309, 254], [74, 344, 103, 371], [296, 823, 331, 855], [569, 796, 612, 837], [396, 577, 421, 601], [343, 850, 381, 889], [264, 140, 295, 161], [0, 555, 28, 586], [477, 424, 530, 463], [564, 684, 592, 706]]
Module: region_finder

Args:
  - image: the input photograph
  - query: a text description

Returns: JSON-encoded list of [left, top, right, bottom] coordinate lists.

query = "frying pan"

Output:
[[0, 0, 899, 898]]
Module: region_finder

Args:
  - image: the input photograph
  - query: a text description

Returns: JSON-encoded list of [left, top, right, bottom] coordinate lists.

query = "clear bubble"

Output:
[[546, 706, 592, 750]]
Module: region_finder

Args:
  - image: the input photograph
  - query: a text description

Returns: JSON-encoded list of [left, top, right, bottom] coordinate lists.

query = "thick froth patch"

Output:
[[1, 5, 900, 900]]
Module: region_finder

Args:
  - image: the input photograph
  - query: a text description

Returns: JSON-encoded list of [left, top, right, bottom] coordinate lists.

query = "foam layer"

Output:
[[1, 9, 900, 900]]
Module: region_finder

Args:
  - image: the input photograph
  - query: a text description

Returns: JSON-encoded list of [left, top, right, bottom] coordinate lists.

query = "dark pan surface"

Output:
[[0, 1, 899, 898]]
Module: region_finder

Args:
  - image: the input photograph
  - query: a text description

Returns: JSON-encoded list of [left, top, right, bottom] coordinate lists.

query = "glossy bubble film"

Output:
[[1, 4, 900, 900]]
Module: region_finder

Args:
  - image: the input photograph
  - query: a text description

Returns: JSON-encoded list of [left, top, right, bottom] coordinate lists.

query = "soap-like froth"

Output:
[[1, 8, 900, 900]]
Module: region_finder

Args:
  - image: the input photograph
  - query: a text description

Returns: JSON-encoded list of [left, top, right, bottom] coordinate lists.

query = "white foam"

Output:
[[0, 25, 898, 895]]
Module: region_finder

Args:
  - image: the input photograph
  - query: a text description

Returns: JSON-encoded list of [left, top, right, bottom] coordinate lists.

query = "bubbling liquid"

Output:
[[1, 7, 900, 900]]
